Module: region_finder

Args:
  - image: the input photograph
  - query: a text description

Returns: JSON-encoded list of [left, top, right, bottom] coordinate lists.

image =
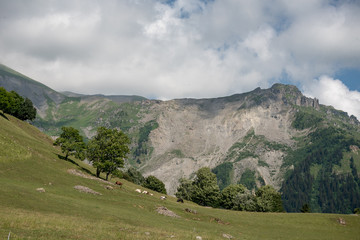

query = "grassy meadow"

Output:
[[0, 113, 359, 239]]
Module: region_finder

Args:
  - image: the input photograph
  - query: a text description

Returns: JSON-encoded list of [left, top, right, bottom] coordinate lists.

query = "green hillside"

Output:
[[0, 114, 360, 239]]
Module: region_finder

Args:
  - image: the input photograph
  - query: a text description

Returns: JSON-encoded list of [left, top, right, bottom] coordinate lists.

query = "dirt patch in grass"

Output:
[[74, 185, 102, 195], [67, 169, 113, 185], [210, 217, 230, 225], [156, 206, 180, 218]]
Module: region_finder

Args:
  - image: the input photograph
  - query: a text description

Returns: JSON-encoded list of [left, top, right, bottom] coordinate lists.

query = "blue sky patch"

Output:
[[335, 68, 360, 91]]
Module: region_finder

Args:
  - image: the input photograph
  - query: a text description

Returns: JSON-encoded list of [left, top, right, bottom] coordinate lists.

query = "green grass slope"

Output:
[[0, 114, 359, 240]]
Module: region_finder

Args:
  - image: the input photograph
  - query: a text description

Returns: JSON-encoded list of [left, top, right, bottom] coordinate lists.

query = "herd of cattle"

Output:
[[135, 188, 155, 196]]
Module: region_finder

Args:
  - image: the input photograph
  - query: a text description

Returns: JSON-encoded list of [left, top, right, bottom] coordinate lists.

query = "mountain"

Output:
[[61, 91, 147, 103], [1, 113, 359, 239], [0, 64, 66, 118], [0, 64, 146, 119], [1, 64, 360, 213]]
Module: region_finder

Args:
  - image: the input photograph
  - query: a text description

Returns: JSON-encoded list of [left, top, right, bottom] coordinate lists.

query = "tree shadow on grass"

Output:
[[56, 153, 94, 176], [0, 111, 9, 120]]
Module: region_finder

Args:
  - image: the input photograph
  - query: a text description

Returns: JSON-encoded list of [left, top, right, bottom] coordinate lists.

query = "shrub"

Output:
[[123, 167, 145, 185], [220, 184, 246, 209], [354, 208, 360, 214], [175, 178, 194, 201], [301, 203, 311, 213], [256, 185, 284, 212], [143, 175, 167, 194]]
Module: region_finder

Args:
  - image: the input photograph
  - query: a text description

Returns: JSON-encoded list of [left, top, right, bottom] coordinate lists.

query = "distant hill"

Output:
[[0, 64, 65, 117], [1, 113, 360, 239], [62, 91, 147, 103], [1, 63, 360, 214], [0, 64, 147, 118]]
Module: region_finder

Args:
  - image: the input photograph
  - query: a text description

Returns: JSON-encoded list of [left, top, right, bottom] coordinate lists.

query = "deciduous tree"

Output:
[[0, 88, 36, 121], [191, 167, 221, 207], [0, 87, 10, 113], [220, 184, 246, 210], [87, 127, 130, 180], [18, 97, 36, 121], [175, 178, 194, 201], [256, 185, 284, 212], [233, 191, 257, 211], [54, 127, 85, 161]]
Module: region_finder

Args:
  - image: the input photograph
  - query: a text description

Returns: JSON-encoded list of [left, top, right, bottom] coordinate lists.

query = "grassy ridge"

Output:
[[1, 114, 360, 239]]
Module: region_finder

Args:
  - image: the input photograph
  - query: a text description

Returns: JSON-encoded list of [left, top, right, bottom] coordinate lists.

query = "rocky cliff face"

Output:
[[137, 84, 323, 194]]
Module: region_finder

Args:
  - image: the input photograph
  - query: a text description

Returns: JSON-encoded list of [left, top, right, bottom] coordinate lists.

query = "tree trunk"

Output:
[[106, 172, 110, 181], [96, 167, 101, 178]]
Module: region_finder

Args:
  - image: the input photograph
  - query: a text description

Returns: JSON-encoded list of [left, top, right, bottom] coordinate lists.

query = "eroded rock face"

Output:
[[140, 85, 306, 195]]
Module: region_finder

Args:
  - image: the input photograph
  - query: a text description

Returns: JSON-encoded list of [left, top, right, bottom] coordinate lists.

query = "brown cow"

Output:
[[115, 181, 123, 187]]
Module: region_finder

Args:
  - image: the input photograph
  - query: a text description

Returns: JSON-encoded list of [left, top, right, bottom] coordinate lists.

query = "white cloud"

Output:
[[0, 0, 359, 111], [243, 26, 275, 61], [304, 76, 360, 119]]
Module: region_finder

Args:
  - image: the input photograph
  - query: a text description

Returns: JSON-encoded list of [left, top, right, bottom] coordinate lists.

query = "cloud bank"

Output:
[[0, 0, 359, 117], [304, 76, 360, 119]]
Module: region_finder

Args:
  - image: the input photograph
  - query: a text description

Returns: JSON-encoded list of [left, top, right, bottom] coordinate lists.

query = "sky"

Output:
[[0, 0, 360, 118]]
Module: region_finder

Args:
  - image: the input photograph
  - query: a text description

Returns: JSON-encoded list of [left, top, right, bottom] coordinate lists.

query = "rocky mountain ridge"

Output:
[[137, 84, 325, 194]]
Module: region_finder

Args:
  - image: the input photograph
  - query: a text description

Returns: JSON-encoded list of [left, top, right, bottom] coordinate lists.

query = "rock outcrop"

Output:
[[139, 84, 320, 194]]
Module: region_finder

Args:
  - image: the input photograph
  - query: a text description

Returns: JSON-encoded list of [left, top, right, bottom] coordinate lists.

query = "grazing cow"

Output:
[[160, 196, 166, 200], [142, 190, 148, 194], [135, 189, 141, 193], [177, 198, 184, 203], [115, 181, 123, 187]]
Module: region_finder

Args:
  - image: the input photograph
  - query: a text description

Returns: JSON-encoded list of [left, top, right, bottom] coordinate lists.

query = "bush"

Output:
[[123, 167, 145, 185], [143, 175, 167, 194], [233, 192, 257, 211], [301, 203, 311, 213], [256, 185, 284, 212], [220, 184, 246, 209], [354, 208, 360, 214], [176, 168, 221, 207], [175, 178, 194, 201]]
